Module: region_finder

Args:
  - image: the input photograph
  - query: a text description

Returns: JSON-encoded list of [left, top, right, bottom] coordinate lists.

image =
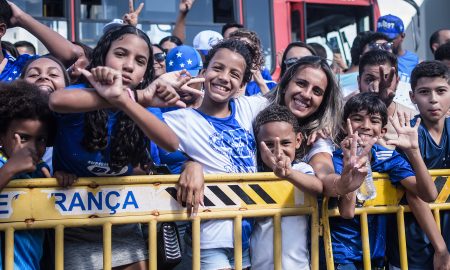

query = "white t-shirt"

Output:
[[304, 138, 334, 163], [163, 95, 269, 249], [393, 81, 419, 112], [250, 162, 315, 270]]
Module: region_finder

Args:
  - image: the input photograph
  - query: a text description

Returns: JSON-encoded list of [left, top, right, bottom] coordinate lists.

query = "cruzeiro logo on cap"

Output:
[[208, 37, 220, 47], [378, 20, 396, 30]]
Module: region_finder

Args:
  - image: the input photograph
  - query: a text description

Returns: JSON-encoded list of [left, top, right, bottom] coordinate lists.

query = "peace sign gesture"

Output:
[[386, 112, 420, 151], [339, 119, 377, 193], [123, 0, 144, 27], [368, 66, 397, 106], [260, 138, 293, 178]]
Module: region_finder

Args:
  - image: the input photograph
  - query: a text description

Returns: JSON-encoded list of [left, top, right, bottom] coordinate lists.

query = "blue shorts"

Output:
[[186, 245, 251, 270]]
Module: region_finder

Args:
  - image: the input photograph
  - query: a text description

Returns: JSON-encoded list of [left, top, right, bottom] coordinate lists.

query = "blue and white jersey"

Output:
[[53, 110, 134, 177], [398, 50, 419, 83], [163, 95, 268, 175], [0, 152, 48, 270], [388, 117, 450, 269], [53, 84, 161, 177], [0, 50, 38, 82], [331, 144, 415, 264], [163, 94, 268, 249]]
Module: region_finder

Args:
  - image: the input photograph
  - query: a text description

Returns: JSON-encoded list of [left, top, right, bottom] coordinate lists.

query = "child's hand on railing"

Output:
[[54, 171, 78, 188], [177, 161, 204, 217]]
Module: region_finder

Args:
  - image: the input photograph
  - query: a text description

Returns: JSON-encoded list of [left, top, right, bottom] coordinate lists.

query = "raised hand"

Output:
[[7, 134, 39, 175], [339, 119, 376, 193], [260, 138, 293, 178], [386, 112, 420, 150], [6, 1, 26, 27], [179, 0, 195, 14], [123, 0, 144, 27], [79, 67, 126, 105], [368, 66, 396, 106], [378, 65, 396, 103]]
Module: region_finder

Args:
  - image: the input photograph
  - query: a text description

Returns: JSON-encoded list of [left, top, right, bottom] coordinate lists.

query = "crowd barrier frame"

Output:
[[0, 173, 320, 270], [322, 170, 450, 270]]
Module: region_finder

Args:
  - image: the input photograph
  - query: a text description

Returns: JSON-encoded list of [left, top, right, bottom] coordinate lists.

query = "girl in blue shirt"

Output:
[[48, 25, 188, 270]]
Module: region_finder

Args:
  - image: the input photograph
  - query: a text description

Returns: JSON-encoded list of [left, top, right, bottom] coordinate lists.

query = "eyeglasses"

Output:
[[153, 52, 166, 63], [368, 42, 393, 52]]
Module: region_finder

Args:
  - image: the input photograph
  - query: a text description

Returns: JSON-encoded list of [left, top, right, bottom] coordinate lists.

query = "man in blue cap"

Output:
[[377, 14, 419, 83]]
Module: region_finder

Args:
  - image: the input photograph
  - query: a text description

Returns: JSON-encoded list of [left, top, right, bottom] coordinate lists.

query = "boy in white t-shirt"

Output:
[[164, 39, 268, 269], [250, 104, 323, 270]]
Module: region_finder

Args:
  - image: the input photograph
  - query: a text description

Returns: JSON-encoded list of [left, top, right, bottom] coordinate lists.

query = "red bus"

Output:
[[6, 0, 380, 75]]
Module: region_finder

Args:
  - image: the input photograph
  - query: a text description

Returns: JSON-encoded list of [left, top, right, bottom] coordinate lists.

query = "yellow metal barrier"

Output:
[[322, 170, 450, 270], [0, 173, 319, 270]]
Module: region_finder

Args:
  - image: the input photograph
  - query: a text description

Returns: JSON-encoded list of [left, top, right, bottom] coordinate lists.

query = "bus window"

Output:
[[305, 3, 372, 65], [243, 0, 274, 71], [213, 0, 238, 23]]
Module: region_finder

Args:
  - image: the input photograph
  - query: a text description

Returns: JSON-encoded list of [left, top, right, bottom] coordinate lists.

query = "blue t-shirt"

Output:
[[0, 152, 49, 270], [53, 110, 135, 177], [150, 106, 188, 174], [245, 68, 277, 96], [339, 72, 359, 97], [398, 50, 419, 83], [0, 50, 38, 82], [388, 117, 450, 269], [53, 85, 160, 176], [331, 144, 415, 264]]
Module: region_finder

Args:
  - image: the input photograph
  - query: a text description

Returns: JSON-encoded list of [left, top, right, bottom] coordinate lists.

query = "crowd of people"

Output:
[[0, 0, 450, 269]]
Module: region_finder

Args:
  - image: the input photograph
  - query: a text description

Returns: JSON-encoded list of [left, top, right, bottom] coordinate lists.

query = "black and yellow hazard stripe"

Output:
[[164, 181, 298, 208]]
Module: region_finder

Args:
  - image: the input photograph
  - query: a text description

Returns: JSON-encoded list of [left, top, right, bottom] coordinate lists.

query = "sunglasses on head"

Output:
[[154, 52, 166, 63], [368, 41, 393, 52], [284, 55, 329, 69], [284, 57, 299, 68]]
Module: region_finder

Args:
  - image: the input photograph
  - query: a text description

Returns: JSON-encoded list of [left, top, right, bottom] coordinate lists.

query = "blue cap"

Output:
[[376, 14, 404, 40], [166, 45, 203, 77]]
